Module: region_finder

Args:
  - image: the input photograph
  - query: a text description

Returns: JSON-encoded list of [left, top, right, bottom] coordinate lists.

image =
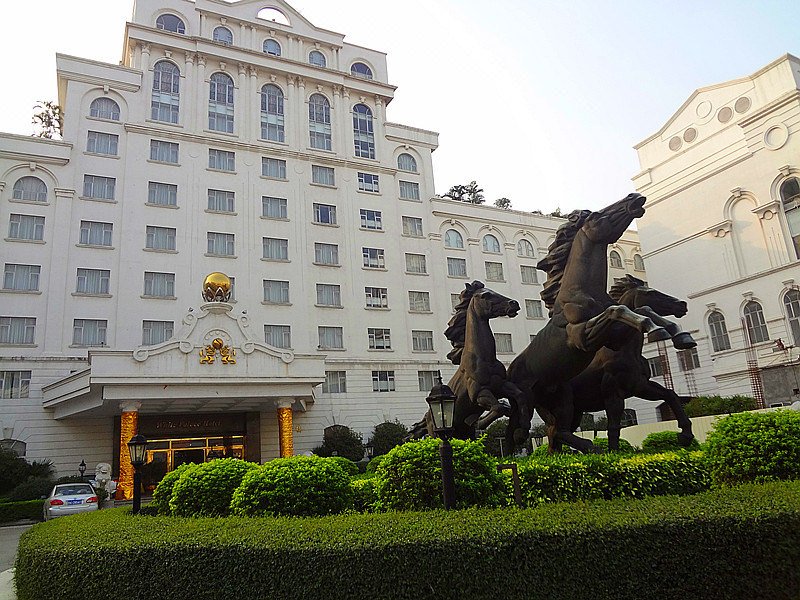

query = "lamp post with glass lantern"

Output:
[[78, 459, 86, 480], [425, 373, 457, 510], [127, 434, 148, 515]]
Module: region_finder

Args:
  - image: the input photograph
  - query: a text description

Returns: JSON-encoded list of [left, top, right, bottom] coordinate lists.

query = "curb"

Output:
[[0, 569, 15, 600]]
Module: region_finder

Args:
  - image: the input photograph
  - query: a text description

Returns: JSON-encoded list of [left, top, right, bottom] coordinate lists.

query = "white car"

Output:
[[43, 483, 99, 521]]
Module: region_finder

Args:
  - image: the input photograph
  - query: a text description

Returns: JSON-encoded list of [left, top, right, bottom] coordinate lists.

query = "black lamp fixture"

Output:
[[127, 434, 148, 515], [364, 444, 374, 460], [425, 372, 457, 510], [78, 459, 87, 480]]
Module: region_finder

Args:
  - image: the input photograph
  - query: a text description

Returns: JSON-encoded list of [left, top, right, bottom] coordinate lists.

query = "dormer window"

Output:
[[309, 50, 326, 67], [213, 26, 233, 46], [263, 39, 281, 56], [156, 14, 185, 34], [350, 62, 373, 80]]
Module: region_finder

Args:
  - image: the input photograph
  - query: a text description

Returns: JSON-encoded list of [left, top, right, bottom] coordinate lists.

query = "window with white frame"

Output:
[[86, 131, 118, 156], [142, 320, 174, 345], [82, 175, 115, 200], [3, 264, 40, 292], [322, 370, 346, 393], [352, 104, 375, 158], [89, 97, 120, 121], [494, 333, 513, 353], [408, 290, 430, 312], [360, 209, 382, 230], [150, 139, 178, 163], [743, 301, 769, 343], [521, 265, 538, 284], [147, 182, 177, 206], [633, 254, 645, 271], [12, 177, 47, 202], [525, 299, 544, 319], [647, 356, 664, 378], [365, 286, 388, 308], [208, 72, 234, 133], [260, 84, 285, 142], [151, 61, 180, 123], [780, 177, 800, 259], [0, 370, 31, 398], [313, 203, 337, 225], [145, 225, 176, 251], [368, 328, 391, 350], [262, 157, 287, 179], [405, 253, 427, 274], [262, 196, 287, 219], [316, 283, 342, 307], [76, 268, 110, 295], [451, 293, 462, 311], [362, 247, 385, 269], [447, 257, 467, 278], [482, 234, 501, 253], [402, 216, 423, 237], [263, 39, 281, 56], [485, 262, 504, 281], [0, 317, 36, 345], [785, 289, 800, 346], [318, 326, 343, 349], [79, 221, 113, 246], [207, 232, 235, 256], [708, 311, 732, 352], [143, 272, 175, 298], [156, 14, 185, 33], [265, 324, 291, 349], [358, 172, 379, 193], [314, 243, 339, 265], [208, 189, 235, 213], [609, 250, 623, 268], [397, 153, 417, 172], [309, 50, 327, 68], [372, 370, 395, 392], [418, 370, 437, 392], [263, 279, 289, 304], [72, 319, 107, 346], [8, 214, 44, 241], [212, 26, 233, 45], [399, 181, 420, 200], [312, 165, 335, 186], [677, 347, 701, 371], [444, 229, 463, 249], [412, 330, 434, 352], [517, 239, 535, 258], [308, 94, 332, 150], [208, 149, 235, 171], [262, 237, 288, 261]]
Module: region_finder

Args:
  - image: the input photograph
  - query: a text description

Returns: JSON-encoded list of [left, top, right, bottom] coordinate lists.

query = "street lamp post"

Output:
[[78, 460, 86, 480], [425, 374, 457, 510], [127, 434, 148, 515]]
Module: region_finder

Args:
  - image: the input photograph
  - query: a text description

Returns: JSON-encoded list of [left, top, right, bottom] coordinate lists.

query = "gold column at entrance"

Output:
[[118, 401, 141, 500], [276, 400, 294, 458]]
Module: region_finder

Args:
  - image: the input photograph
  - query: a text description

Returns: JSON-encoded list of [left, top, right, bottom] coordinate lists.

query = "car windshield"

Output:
[[55, 485, 93, 496]]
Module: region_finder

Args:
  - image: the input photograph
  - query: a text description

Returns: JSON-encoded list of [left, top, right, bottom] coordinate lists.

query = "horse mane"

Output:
[[608, 274, 647, 302], [444, 281, 484, 364], [537, 210, 592, 310]]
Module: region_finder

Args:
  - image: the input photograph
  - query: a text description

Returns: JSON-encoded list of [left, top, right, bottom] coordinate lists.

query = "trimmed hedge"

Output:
[[326, 456, 359, 477], [641, 430, 701, 453], [170, 459, 258, 517], [350, 477, 377, 513], [15, 481, 800, 600], [0, 499, 43, 524], [150, 463, 197, 515]]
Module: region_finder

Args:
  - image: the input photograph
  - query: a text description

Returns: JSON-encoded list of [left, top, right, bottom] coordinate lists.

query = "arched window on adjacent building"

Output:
[[12, 176, 47, 202], [151, 61, 180, 123], [609, 250, 623, 268], [260, 84, 284, 142], [308, 50, 326, 67], [263, 39, 281, 56], [482, 234, 501, 253], [743, 301, 769, 344], [780, 177, 800, 259], [308, 94, 331, 150], [156, 14, 185, 34], [397, 153, 417, 172], [350, 62, 373, 80], [208, 72, 234, 133], [89, 97, 120, 121], [517, 239, 535, 258], [708, 311, 732, 352], [213, 26, 233, 45], [784, 288, 800, 346], [633, 254, 645, 271], [352, 104, 374, 159], [444, 229, 464, 249]]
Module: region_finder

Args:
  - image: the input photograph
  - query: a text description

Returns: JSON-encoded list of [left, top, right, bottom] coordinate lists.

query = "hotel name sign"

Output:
[[139, 413, 247, 437]]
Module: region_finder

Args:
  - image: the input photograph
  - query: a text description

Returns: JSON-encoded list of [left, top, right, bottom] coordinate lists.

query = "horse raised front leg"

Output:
[[634, 306, 697, 350], [584, 304, 670, 349]]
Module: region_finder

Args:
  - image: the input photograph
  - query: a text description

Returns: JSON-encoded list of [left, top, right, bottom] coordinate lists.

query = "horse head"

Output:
[[581, 193, 646, 244], [612, 274, 688, 318], [466, 282, 520, 320]]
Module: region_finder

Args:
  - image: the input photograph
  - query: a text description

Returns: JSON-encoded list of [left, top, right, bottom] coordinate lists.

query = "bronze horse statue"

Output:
[[409, 281, 525, 440], [566, 274, 697, 452], [507, 193, 672, 453]]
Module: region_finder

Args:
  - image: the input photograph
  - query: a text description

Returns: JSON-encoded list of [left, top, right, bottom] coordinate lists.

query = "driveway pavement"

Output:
[[0, 524, 33, 600]]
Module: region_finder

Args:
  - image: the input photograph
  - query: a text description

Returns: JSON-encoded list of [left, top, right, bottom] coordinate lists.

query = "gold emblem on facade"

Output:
[[200, 337, 236, 364], [202, 272, 232, 302]]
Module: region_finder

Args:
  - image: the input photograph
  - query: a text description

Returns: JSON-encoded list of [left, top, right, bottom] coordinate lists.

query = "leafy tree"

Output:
[[494, 197, 512, 209], [367, 420, 408, 457], [578, 413, 595, 432], [443, 180, 485, 204], [32, 101, 63, 139], [480, 418, 510, 458], [313, 424, 365, 462]]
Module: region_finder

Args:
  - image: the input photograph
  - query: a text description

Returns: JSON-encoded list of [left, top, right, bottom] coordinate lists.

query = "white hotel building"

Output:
[[0, 0, 645, 493]]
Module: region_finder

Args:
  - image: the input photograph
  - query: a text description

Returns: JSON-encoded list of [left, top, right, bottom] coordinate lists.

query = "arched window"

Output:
[[743, 301, 769, 344], [309, 50, 326, 67], [89, 97, 120, 121], [152, 61, 180, 123], [308, 94, 331, 150], [397, 153, 417, 172], [260, 84, 284, 142], [213, 26, 233, 46], [517, 239, 535, 258], [12, 176, 47, 202], [784, 289, 800, 346], [350, 62, 373, 80], [444, 229, 463, 249], [208, 72, 234, 133], [707, 311, 731, 352], [482, 234, 501, 253], [352, 104, 375, 159], [780, 177, 800, 259], [633, 254, 645, 271], [263, 39, 281, 56], [156, 14, 185, 34], [609, 250, 623, 268]]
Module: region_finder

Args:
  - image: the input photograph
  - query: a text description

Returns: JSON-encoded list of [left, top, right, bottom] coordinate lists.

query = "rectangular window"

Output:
[[72, 319, 107, 347], [365, 286, 388, 308], [142, 320, 174, 345], [412, 330, 434, 352], [149, 140, 178, 164], [521, 265, 539, 284], [408, 290, 430, 312], [313, 203, 337, 225], [86, 131, 118, 156], [405, 253, 427, 274], [451, 293, 461, 311], [8, 214, 45, 241], [262, 237, 288, 261], [314, 243, 339, 266], [362, 247, 385, 269], [262, 157, 287, 179], [647, 356, 665, 378], [418, 370, 438, 392], [525, 299, 544, 319], [207, 232, 235, 256], [357, 172, 379, 193], [312, 165, 335, 186], [3, 264, 40, 292], [79, 221, 113, 246], [447, 257, 467, 277], [494, 333, 513, 354], [0, 370, 31, 398], [208, 189, 235, 212], [485, 261, 504, 281], [148, 182, 177, 206], [263, 279, 289, 304], [322, 370, 347, 394], [360, 209, 382, 230], [208, 149, 235, 171], [368, 327, 391, 350], [316, 283, 342, 307], [144, 272, 175, 298], [76, 268, 110, 295], [265, 324, 292, 349], [0, 317, 36, 345], [402, 216, 423, 237], [677, 348, 701, 372], [372, 370, 395, 392], [145, 226, 176, 251], [399, 180, 420, 200], [262, 196, 287, 219], [318, 326, 343, 349], [82, 175, 116, 200]]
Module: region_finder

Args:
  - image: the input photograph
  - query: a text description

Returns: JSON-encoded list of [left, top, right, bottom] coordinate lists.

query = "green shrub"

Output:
[[0, 448, 30, 495], [326, 456, 359, 476], [641, 430, 701, 453], [705, 409, 800, 486], [350, 477, 377, 512], [374, 438, 506, 511], [684, 394, 757, 417], [365, 454, 387, 474], [590, 437, 637, 453], [170, 459, 258, 517], [0, 499, 43, 524], [313, 425, 365, 462], [27, 460, 55, 480], [230, 455, 353, 517], [368, 420, 409, 456], [10, 477, 54, 501], [150, 463, 197, 515]]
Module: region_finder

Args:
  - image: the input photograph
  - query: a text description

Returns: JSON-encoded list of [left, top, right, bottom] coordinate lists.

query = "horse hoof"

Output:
[[672, 332, 697, 350], [647, 328, 671, 343], [678, 432, 695, 447]]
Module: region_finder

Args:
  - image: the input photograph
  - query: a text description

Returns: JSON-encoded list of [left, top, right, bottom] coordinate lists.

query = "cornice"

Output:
[[687, 260, 800, 299], [0, 150, 71, 166]]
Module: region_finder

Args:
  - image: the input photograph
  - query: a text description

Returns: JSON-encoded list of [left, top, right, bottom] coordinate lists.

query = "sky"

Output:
[[0, 0, 797, 213]]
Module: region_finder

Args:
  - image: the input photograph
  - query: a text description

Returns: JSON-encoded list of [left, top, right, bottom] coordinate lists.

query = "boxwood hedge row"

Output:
[[15, 481, 800, 600], [0, 499, 42, 523]]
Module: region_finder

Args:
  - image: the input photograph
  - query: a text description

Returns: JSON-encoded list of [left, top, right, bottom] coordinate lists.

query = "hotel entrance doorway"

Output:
[[142, 435, 246, 491]]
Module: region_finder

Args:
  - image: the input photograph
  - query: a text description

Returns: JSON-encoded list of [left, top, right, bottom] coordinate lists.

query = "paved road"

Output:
[[0, 525, 33, 572]]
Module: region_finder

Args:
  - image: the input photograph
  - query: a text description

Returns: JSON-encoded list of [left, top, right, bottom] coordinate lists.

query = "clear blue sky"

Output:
[[0, 0, 796, 212]]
